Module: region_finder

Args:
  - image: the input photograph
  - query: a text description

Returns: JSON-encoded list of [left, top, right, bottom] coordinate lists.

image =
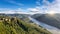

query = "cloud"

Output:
[[0, 8, 15, 14], [0, 8, 35, 14], [0, 8, 41, 15], [46, 0, 60, 13], [1, 0, 60, 14], [36, 0, 60, 13], [5, 0, 24, 6], [27, 8, 39, 12]]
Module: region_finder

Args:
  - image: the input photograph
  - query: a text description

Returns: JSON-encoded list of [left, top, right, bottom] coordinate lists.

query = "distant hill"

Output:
[[0, 16, 51, 34], [0, 13, 31, 22], [32, 13, 60, 29], [0, 13, 31, 18]]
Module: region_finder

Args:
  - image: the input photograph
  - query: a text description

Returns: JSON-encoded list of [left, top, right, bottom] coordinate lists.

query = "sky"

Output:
[[0, 0, 60, 14]]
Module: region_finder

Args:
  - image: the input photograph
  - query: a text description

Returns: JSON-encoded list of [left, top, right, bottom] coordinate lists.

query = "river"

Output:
[[28, 17, 60, 34]]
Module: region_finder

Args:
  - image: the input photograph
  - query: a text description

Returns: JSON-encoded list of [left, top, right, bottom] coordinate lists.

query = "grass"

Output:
[[0, 16, 52, 34]]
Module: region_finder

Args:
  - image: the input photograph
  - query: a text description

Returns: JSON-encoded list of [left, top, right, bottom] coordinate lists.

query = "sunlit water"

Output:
[[28, 17, 60, 34]]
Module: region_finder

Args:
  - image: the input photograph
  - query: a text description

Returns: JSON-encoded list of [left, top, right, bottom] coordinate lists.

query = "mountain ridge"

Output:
[[32, 13, 60, 29]]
